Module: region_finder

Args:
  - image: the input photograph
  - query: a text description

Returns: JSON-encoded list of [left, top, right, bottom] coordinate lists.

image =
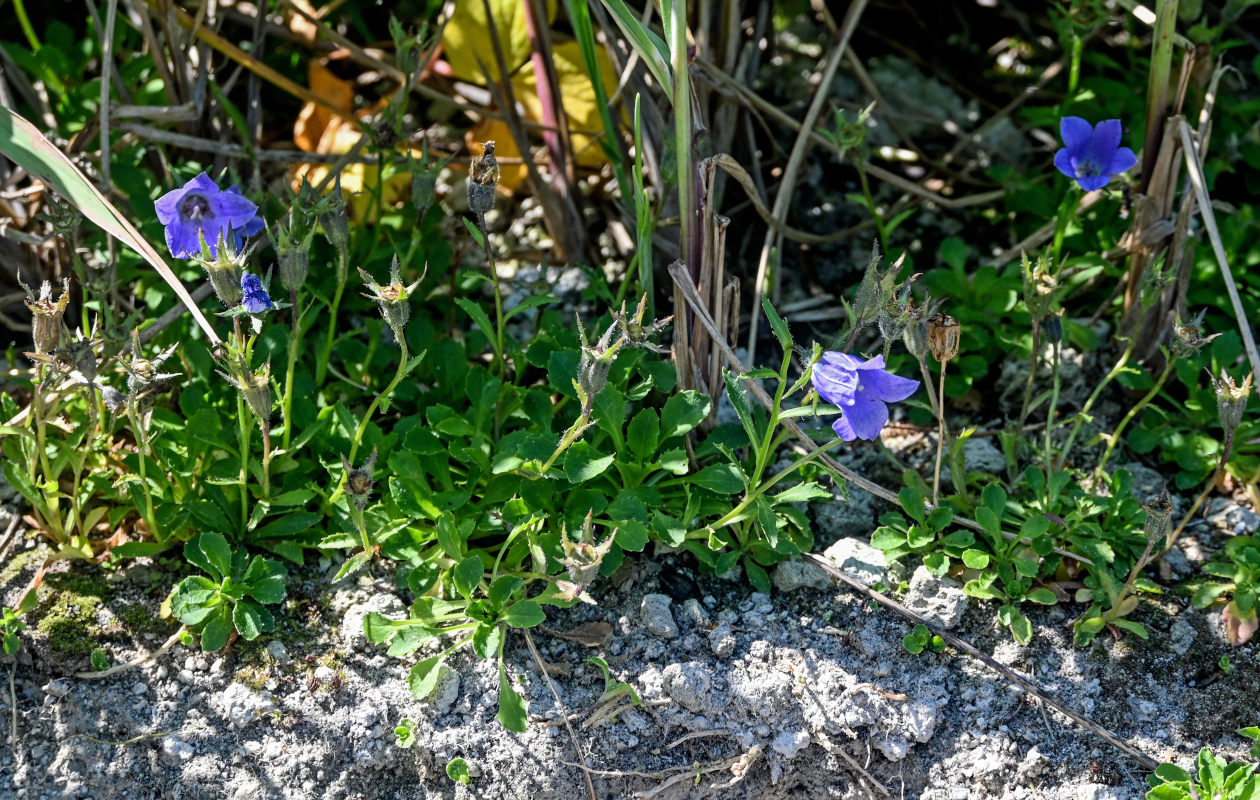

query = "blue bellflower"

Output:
[[154, 173, 263, 259], [1053, 117, 1138, 192], [812, 353, 919, 441], [241, 273, 274, 314]]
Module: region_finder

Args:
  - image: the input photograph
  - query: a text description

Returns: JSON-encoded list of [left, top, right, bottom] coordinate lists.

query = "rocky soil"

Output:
[[1, 476, 1257, 800]]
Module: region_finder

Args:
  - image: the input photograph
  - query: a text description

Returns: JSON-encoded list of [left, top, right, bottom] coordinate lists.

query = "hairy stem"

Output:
[[1095, 359, 1174, 480]]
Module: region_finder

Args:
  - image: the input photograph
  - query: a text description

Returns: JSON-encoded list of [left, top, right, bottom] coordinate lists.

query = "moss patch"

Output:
[[34, 591, 105, 657]]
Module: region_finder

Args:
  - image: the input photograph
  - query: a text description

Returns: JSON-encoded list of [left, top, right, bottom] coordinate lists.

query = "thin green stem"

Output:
[[712, 437, 846, 530], [1043, 339, 1061, 505], [1016, 324, 1042, 430], [1095, 359, 1174, 480], [237, 395, 250, 530], [317, 249, 349, 387], [1056, 339, 1135, 471], [1108, 538, 1155, 623], [477, 212, 508, 384], [127, 403, 159, 541], [260, 424, 272, 500], [12, 0, 41, 52], [1163, 431, 1232, 558], [282, 288, 301, 450], [855, 162, 889, 246], [348, 342, 410, 465]]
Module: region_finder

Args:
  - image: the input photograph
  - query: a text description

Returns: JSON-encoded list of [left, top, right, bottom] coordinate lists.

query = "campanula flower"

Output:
[[1053, 117, 1138, 192], [241, 273, 274, 314], [154, 173, 262, 259], [812, 353, 919, 441]]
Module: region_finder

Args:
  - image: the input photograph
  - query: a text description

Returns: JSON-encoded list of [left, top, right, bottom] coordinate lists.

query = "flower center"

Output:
[[1074, 158, 1102, 179], [179, 192, 213, 221]]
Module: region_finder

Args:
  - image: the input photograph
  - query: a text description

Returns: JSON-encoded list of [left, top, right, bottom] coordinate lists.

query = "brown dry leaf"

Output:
[[546, 620, 614, 648], [283, 0, 320, 44], [1223, 600, 1258, 645], [442, 0, 556, 84], [293, 61, 355, 153]]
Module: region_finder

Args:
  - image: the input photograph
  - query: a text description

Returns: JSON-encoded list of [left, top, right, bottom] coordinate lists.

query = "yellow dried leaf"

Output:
[[442, 0, 556, 84]]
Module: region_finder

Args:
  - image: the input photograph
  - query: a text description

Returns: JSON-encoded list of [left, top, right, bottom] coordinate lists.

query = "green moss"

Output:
[[35, 591, 104, 657], [0, 547, 41, 585], [115, 602, 171, 635]]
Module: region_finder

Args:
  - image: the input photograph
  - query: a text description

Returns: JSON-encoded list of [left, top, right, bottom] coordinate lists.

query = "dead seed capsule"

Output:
[[927, 313, 960, 363], [22, 277, 71, 355], [468, 141, 499, 217], [1212, 369, 1253, 436], [341, 448, 378, 509]]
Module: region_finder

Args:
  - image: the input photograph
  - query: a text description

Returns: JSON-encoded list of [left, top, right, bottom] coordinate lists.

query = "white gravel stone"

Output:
[[639, 594, 678, 639], [822, 537, 889, 587]]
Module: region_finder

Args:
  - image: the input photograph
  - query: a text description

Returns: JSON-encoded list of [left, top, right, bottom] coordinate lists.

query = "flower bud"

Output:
[[468, 141, 499, 218], [319, 175, 351, 258], [22, 277, 71, 355], [1021, 251, 1057, 322], [341, 448, 378, 510], [272, 211, 315, 293], [220, 364, 273, 423], [903, 300, 930, 360], [1211, 369, 1253, 436], [1142, 487, 1173, 547], [576, 313, 621, 409], [928, 313, 960, 363], [196, 229, 246, 307]]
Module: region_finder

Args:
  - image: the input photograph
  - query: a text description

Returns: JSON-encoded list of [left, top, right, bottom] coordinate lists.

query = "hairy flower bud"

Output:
[[220, 364, 273, 423], [558, 512, 615, 591], [1142, 487, 1173, 547], [1021, 251, 1057, 322], [903, 300, 930, 360], [928, 313, 960, 363], [272, 211, 315, 294], [22, 277, 71, 355], [195, 229, 248, 307], [1211, 369, 1253, 436], [468, 141, 499, 218], [319, 176, 351, 258], [341, 448, 378, 510]]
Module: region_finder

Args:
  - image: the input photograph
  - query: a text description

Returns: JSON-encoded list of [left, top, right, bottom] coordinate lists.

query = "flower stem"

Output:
[[348, 341, 410, 465], [1056, 338, 1135, 471], [260, 423, 272, 500], [932, 363, 948, 504], [281, 287, 301, 450], [917, 357, 940, 418], [1108, 538, 1155, 624], [476, 211, 508, 383], [1042, 338, 1061, 505], [1094, 359, 1174, 480], [127, 402, 160, 541], [712, 437, 845, 530], [317, 249, 349, 388], [1017, 323, 1042, 430], [1163, 431, 1233, 557], [237, 395, 250, 529]]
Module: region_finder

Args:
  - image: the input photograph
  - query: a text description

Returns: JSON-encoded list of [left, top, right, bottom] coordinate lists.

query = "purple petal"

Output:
[[819, 352, 866, 371], [164, 220, 203, 259], [1105, 147, 1137, 177], [154, 185, 187, 225], [210, 191, 259, 225], [852, 354, 888, 371], [1074, 172, 1111, 192], [185, 172, 221, 195], [861, 368, 920, 403], [1059, 117, 1093, 153], [843, 395, 889, 441], [1089, 119, 1123, 157], [832, 415, 858, 442], [812, 361, 859, 406], [1053, 148, 1077, 180]]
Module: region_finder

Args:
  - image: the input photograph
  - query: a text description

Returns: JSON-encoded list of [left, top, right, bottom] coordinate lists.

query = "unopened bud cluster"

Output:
[[555, 512, 614, 604], [576, 296, 672, 412]]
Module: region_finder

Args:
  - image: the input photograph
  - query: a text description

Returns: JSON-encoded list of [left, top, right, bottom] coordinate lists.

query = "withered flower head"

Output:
[[1142, 486, 1174, 547], [122, 330, 181, 402], [852, 243, 903, 329], [558, 512, 615, 592], [359, 256, 423, 345], [1211, 369, 1253, 436], [340, 447, 378, 510], [1171, 310, 1220, 359], [1021, 251, 1058, 322], [927, 313, 960, 363], [468, 141, 499, 217], [28, 322, 103, 391], [21, 276, 71, 355]]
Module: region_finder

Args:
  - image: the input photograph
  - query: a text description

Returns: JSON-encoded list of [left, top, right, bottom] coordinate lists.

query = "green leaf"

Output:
[[502, 600, 546, 628], [744, 557, 772, 594], [596, 0, 673, 93], [771, 482, 831, 505], [1112, 619, 1148, 639], [565, 442, 615, 483], [487, 576, 524, 609], [626, 408, 660, 462], [899, 487, 926, 525], [199, 606, 233, 652], [651, 511, 687, 547], [660, 391, 711, 439], [691, 463, 745, 493], [197, 533, 233, 582], [657, 449, 688, 475], [445, 757, 473, 785], [1013, 558, 1040, 578], [241, 557, 287, 604], [961, 549, 990, 569], [761, 297, 792, 348], [436, 513, 464, 560], [1026, 588, 1058, 605], [1006, 608, 1033, 644], [870, 527, 908, 551], [723, 370, 760, 448], [232, 598, 274, 640], [496, 661, 528, 732], [975, 507, 1002, 540], [981, 483, 1006, 517], [455, 298, 500, 357], [408, 655, 446, 700], [0, 106, 222, 343], [452, 555, 484, 600]]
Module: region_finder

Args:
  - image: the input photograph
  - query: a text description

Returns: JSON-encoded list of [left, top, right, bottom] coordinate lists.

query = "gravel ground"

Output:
[[1, 485, 1256, 800]]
